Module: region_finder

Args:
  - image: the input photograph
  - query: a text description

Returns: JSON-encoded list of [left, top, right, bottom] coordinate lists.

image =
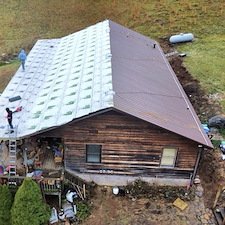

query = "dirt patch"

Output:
[[198, 149, 225, 208], [82, 184, 196, 225]]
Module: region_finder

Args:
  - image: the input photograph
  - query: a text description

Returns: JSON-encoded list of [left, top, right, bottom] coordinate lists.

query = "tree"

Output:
[[11, 178, 51, 225], [0, 184, 13, 225]]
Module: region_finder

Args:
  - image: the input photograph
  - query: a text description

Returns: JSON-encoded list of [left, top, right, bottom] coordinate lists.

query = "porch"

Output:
[[0, 136, 63, 176], [0, 137, 94, 207]]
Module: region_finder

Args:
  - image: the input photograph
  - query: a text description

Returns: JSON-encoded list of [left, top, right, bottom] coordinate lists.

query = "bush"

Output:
[[76, 201, 92, 222], [10, 178, 51, 225], [0, 185, 13, 225]]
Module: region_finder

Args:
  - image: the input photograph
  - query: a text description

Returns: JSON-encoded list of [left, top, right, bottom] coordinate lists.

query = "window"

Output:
[[160, 147, 177, 167], [86, 144, 101, 163]]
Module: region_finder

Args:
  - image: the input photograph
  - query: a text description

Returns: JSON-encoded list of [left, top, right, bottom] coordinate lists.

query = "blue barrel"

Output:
[[169, 33, 194, 43]]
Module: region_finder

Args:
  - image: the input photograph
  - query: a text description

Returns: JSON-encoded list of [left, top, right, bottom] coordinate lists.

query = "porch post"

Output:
[[190, 146, 202, 186]]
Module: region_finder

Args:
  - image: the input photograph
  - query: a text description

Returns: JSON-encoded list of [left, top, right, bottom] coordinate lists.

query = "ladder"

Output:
[[8, 127, 17, 176]]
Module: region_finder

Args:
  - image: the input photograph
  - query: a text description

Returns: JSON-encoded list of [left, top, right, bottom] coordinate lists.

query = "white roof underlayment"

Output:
[[0, 20, 113, 140]]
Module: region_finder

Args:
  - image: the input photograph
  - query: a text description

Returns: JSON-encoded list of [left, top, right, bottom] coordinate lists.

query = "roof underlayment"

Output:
[[0, 20, 213, 148], [0, 20, 113, 139]]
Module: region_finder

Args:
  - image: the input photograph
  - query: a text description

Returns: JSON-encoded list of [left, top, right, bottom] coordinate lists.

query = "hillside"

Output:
[[0, 0, 224, 104]]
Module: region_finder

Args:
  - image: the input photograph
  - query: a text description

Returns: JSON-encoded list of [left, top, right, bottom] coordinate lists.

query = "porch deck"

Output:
[[0, 138, 63, 179]]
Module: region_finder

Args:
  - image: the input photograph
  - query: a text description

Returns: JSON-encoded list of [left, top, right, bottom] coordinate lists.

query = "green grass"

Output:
[[179, 36, 225, 91], [179, 35, 225, 106], [0, 0, 224, 54], [0, 0, 224, 108], [0, 61, 20, 92]]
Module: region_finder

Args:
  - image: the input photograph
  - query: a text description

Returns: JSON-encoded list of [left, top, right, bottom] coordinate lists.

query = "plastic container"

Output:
[[202, 124, 210, 134]]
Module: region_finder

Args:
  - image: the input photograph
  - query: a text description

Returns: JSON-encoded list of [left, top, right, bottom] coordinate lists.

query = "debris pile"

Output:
[[125, 179, 195, 202], [49, 189, 92, 224]]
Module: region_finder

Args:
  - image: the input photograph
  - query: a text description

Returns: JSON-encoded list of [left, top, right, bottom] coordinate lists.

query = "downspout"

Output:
[[190, 145, 203, 186]]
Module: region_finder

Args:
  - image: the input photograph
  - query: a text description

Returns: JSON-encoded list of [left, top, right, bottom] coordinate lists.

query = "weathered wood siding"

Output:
[[40, 110, 199, 178]]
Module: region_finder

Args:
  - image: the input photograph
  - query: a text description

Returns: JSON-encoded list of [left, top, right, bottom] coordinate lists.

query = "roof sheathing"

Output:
[[0, 20, 113, 139], [109, 20, 213, 148]]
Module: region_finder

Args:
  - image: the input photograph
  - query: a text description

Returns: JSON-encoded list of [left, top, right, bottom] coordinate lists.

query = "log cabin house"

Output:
[[0, 20, 213, 189]]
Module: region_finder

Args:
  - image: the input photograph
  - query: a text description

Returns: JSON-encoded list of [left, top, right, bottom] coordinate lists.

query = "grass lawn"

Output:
[[0, 61, 20, 92], [179, 35, 225, 108], [0, 0, 224, 109]]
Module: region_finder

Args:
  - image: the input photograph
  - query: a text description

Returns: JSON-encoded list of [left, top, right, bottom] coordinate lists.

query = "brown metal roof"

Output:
[[109, 20, 213, 148]]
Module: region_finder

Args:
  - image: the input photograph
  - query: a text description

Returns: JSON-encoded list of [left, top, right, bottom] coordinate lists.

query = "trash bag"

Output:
[[62, 202, 76, 218], [66, 190, 77, 203], [208, 116, 225, 128], [220, 141, 225, 153], [49, 207, 58, 224], [202, 124, 210, 134]]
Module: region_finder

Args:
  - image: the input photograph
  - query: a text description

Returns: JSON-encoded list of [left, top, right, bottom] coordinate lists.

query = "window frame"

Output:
[[86, 144, 102, 163], [160, 147, 178, 168]]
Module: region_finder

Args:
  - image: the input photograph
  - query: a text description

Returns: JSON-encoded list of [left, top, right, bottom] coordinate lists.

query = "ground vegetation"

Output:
[[0, 185, 13, 225], [10, 178, 51, 225]]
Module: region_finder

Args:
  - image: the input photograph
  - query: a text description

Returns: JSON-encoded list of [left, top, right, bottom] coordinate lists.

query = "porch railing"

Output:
[[63, 170, 95, 200], [0, 175, 62, 194], [0, 170, 95, 202]]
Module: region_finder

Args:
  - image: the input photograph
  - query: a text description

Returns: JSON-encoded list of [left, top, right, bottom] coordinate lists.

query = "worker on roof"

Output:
[[6, 108, 14, 132], [18, 49, 27, 71]]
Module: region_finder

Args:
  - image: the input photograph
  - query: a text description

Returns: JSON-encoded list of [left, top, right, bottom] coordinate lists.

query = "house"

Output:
[[0, 20, 213, 187]]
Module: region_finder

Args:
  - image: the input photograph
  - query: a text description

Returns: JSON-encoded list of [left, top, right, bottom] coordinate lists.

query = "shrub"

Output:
[[0, 185, 13, 225], [76, 201, 92, 222], [10, 178, 51, 225]]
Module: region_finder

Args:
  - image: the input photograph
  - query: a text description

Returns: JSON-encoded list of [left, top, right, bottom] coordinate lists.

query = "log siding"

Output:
[[39, 110, 199, 178]]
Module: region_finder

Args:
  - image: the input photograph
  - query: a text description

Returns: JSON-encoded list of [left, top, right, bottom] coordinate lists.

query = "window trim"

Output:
[[86, 144, 102, 163], [160, 147, 178, 168]]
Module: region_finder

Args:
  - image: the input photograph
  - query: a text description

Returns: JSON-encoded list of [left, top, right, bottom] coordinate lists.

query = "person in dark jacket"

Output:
[[6, 108, 14, 130], [18, 49, 27, 70]]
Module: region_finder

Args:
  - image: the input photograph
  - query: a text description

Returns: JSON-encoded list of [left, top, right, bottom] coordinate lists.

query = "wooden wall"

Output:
[[40, 110, 199, 178]]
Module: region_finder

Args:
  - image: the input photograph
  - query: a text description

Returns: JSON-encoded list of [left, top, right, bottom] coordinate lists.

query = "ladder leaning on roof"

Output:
[[8, 126, 17, 176]]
